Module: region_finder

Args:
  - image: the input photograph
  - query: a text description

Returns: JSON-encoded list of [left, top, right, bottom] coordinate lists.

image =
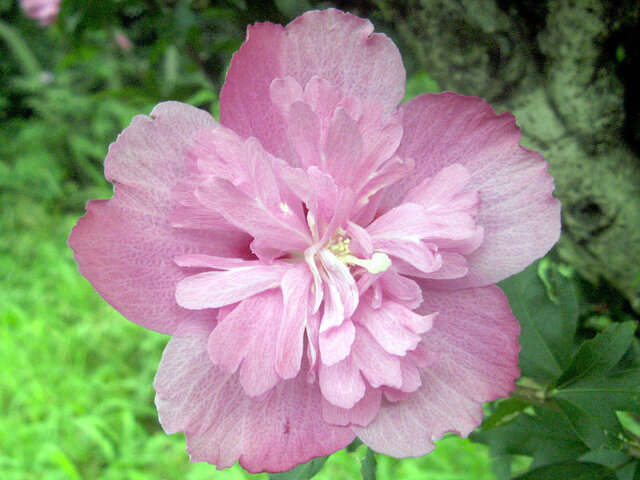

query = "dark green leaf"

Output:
[[579, 450, 637, 480], [490, 455, 515, 480], [346, 438, 363, 452], [552, 322, 640, 449], [556, 322, 637, 385], [269, 456, 328, 480], [0, 19, 41, 76], [361, 448, 377, 480], [513, 461, 616, 480], [473, 408, 589, 469], [499, 260, 579, 382]]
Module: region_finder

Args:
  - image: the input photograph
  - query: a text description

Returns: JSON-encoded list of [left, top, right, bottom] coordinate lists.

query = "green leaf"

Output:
[[361, 448, 377, 480], [499, 260, 579, 382], [473, 408, 589, 470], [0, 19, 41, 76], [346, 438, 363, 453], [578, 449, 637, 480], [269, 456, 328, 480], [618, 411, 640, 440], [513, 461, 617, 480], [489, 455, 514, 480], [551, 322, 640, 449]]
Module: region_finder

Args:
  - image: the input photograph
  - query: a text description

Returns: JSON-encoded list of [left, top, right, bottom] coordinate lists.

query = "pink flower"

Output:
[[69, 9, 560, 474], [20, 0, 60, 26]]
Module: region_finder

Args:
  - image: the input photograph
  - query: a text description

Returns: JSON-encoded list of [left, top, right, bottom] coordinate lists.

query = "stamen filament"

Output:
[[343, 252, 391, 274]]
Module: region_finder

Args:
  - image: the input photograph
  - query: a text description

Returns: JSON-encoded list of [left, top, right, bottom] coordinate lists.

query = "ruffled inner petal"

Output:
[[276, 265, 312, 379], [180, 126, 314, 259], [319, 250, 359, 321], [175, 266, 284, 310], [321, 387, 382, 427], [354, 300, 435, 356], [285, 101, 323, 169], [318, 353, 366, 409], [319, 319, 356, 366], [207, 290, 283, 396], [352, 327, 402, 389]]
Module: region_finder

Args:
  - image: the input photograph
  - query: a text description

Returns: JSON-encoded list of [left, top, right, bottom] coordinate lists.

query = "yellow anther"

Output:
[[329, 236, 351, 256]]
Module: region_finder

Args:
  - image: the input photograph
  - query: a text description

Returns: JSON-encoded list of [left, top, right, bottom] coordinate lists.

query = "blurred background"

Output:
[[1, 0, 638, 479]]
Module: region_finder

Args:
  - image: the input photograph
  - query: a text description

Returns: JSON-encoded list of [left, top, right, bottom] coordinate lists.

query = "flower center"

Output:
[[328, 234, 391, 274]]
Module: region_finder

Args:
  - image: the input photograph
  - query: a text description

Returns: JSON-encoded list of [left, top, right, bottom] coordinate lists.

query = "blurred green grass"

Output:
[[0, 196, 497, 479]]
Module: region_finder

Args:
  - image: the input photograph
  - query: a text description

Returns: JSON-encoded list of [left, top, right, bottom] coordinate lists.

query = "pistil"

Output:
[[329, 235, 391, 274]]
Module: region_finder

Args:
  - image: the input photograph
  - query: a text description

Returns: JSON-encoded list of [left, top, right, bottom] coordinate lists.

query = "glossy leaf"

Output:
[[361, 447, 377, 480], [473, 408, 589, 470], [551, 322, 640, 449], [578, 449, 638, 480], [346, 438, 363, 453], [513, 461, 617, 480], [269, 456, 328, 480], [499, 260, 579, 382]]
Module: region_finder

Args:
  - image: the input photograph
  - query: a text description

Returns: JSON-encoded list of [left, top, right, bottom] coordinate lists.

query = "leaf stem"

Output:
[[511, 379, 561, 411]]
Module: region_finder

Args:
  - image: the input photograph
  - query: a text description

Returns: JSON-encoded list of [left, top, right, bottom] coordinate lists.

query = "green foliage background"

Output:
[[1, 1, 638, 479]]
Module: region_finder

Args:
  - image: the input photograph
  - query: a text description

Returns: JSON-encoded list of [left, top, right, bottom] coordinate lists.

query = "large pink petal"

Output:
[[174, 254, 263, 270], [355, 285, 520, 457], [281, 10, 405, 115], [220, 9, 405, 160], [154, 319, 354, 473], [68, 102, 247, 334], [383, 93, 561, 288], [219, 21, 289, 160]]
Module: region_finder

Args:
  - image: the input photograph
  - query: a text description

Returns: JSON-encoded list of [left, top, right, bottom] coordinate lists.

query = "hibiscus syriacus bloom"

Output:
[[69, 8, 560, 473], [20, 0, 60, 26]]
